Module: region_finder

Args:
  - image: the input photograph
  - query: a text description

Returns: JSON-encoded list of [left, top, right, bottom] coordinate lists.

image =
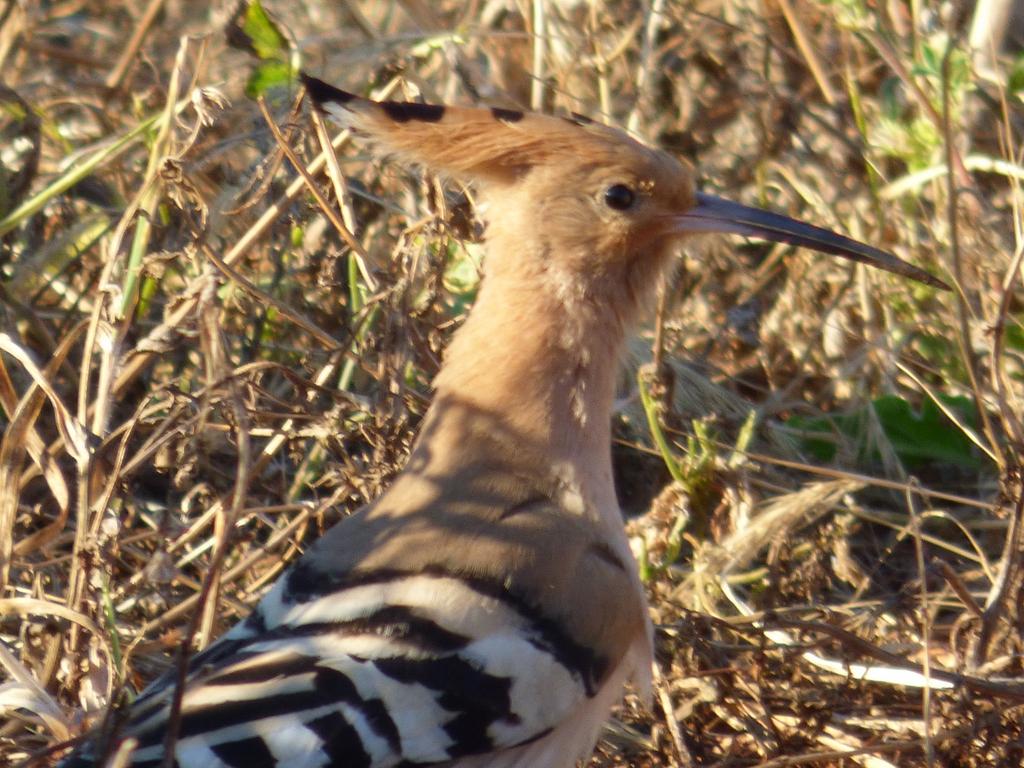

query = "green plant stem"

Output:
[[638, 365, 684, 484], [0, 111, 167, 238]]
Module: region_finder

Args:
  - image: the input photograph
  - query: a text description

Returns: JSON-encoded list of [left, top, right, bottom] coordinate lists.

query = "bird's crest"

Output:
[[300, 74, 672, 188]]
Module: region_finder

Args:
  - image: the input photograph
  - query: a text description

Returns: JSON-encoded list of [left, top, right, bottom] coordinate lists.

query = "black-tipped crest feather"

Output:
[[301, 73, 359, 109]]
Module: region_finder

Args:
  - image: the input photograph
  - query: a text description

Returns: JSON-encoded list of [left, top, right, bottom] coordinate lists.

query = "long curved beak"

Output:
[[675, 192, 949, 290]]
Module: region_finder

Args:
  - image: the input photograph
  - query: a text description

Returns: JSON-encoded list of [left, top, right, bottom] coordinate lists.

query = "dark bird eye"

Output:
[[603, 184, 635, 211]]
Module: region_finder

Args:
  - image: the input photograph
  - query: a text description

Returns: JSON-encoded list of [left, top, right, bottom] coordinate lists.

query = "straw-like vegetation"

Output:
[[2, 1, 1022, 765]]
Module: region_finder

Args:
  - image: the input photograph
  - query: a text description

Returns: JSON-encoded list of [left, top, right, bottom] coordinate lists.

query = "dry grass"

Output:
[[1, 0, 1023, 765]]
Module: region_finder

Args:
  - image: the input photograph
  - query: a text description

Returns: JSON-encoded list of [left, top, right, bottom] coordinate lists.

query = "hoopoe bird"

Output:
[[61, 74, 946, 768]]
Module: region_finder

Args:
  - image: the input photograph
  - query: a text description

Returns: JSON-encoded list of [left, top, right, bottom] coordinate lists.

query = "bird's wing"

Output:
[[76, 494, 647, 768]]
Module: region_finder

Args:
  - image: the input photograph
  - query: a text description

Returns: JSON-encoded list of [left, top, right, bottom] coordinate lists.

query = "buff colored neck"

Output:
[[407, 241, 635, 522]]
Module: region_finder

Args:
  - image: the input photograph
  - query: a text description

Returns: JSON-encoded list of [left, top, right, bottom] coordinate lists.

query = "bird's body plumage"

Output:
[[81, 505, 646, 768], [61, 74, 943, 768], [67, 411, 651, 768]]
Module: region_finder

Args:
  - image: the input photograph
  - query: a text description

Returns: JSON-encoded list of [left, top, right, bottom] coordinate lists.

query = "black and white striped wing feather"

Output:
[[72, 565, 604, 768]]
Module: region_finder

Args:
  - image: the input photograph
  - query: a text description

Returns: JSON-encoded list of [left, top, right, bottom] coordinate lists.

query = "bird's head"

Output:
[[302, 74, 947, 315]]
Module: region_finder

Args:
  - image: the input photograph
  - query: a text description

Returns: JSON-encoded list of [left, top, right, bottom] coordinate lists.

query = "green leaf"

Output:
[[443, 242, 482, 316], [879, 77, 903, 121], [787, 395, 983, 471], [245, 60, 293, 99], [785, 414, 839, 462], [1004, 320, 1024, 353], [1010, 54, 1024, 95], [871, 395, 979, 469], [239, 0, 288, 61]]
